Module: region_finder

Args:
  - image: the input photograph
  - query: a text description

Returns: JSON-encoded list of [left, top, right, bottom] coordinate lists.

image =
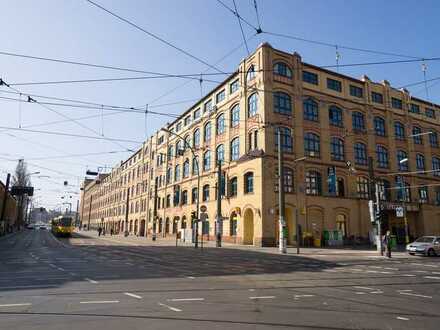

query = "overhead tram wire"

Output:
[[232, 0, 250, 56], [1, 79, 138, 152], [215, 0, 260, 32], [252, 0, 263, 33], [86, 0, 225, 74]]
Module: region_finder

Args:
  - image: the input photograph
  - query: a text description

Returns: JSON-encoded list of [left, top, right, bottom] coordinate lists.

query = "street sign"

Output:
[[200, 205, 207, 213], [10, 186, 34, 196], [396, 206, 404, 218]]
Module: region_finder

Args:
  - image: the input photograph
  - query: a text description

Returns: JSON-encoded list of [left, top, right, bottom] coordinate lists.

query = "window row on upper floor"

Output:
[[302, 70, 437, 118]]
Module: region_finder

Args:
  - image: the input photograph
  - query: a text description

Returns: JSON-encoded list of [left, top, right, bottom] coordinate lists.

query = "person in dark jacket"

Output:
[[383, 231, 392, 258]]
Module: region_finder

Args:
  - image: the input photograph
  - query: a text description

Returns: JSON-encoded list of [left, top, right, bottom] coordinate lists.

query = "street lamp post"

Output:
[[161, 128, 201, 248], [398, 158, 410, 244], [293, 157, 307, 254]]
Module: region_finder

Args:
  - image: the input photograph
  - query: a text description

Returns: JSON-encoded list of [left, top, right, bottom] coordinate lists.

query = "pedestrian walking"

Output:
[[110, 228, 114, 236], [383, 230, 392, 258], [98, 227, 102, 237]]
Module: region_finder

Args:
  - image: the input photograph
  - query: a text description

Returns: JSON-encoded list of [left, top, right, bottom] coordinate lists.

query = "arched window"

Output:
[[166, 167, 172, 184], [354, 142, 367, 165], [275, 167, 294, 193], [204, 122, 211, 143], [246, 65, 256, 81], [376, 146, 389, 168], [167, 145, 174, 160], [192, 156, 199, 175], [374, 117, 386, 136], [176, 140, 183, 156], [184, 134, 191, 150], [230, 104, 240, 127], [352, 112, 365, 131], [304, 132, 320, 157], [275, 127, 293, 152], [181, 190, 188, 205], [429, 130, 439, 147], [248, 93, 258, 117], [174, 164, 180, 181], [231, 137, 240, 161], [216, 113, 225, 135], [330, 137, 345, 161], [244, 172, 254, 194], [377, 179, 391, 201], [416, 154, 425, 172], [216, 144, 225, 164], [412, 126, 423, 144], [396, 179, 411, 202], [305, 170, 322, 195], [203, 150, 211, 171], [191, 187, 198, 204], [229, 177, 238, 197], [193, 128, 200, 148], [273, 92, 292, 115], [303, 98, 319, 121], [397, 150, 409, 171], [394, 121, 405, 140], [329, 106, 343, 127], [273, 62, 292, 78], [202, 184, 210, 201], [433, 157, 440, 176], [183, 159, 190, 178], [356, 177, 369, 199]]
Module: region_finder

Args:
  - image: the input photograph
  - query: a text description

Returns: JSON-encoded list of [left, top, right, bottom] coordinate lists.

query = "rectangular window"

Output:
[[216, 89, 225, 103], [410, 103, 420, 114], [302, 71, 318, 85], [184, 115, 191, 126], [176, 121, 182, 132], [327, 78, 342, 92], [350, 85, 363, 98], [158, 135, 164, 145], [426, 108, 436, 118], [391, 97, 402, 109], [193, 108, 201, 120], [204, 99, 212, 113], [371, 92, 383, 104], [230, 79, 239, 94]]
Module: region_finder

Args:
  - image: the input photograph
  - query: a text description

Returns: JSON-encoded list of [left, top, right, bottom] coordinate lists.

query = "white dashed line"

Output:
[[168, 298, 205, 302], [84, 278, 98, 284], [124, 292, 142, 299], [186, 276, 195, 279], [402, 274, 416, 277], [355, 292, 367, 295], [0, 303, 32, 307], [354, 286, 376, 290], [48, 264, 57, 268], [397, 317, 410, 321], [57, 267, 65, 271], [79, 300, 119, 304], [398, 292, 432, 299], [158, 302, 181, 312], [249, 296, 275, 300]]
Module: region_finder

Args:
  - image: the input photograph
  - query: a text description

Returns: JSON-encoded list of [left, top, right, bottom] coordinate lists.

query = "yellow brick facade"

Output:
[[80, 43, 440, 246]]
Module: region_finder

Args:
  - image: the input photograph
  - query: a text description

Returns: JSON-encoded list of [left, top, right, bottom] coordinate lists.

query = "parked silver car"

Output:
[[406, 236, 440, 257]]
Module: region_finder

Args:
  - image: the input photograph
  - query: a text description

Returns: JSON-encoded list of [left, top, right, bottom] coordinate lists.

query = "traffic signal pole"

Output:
[[216, 161, 222, 247]]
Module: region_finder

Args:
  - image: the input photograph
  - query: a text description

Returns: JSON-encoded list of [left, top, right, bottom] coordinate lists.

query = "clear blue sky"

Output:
[[1, 0, 439, 210]]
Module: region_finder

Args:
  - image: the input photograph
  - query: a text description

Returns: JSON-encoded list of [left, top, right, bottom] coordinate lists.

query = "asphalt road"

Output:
[[1, 230, 440, 330]]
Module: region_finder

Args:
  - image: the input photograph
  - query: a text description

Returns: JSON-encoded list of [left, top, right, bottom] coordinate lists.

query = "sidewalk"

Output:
[[75, 230, 407, 257]]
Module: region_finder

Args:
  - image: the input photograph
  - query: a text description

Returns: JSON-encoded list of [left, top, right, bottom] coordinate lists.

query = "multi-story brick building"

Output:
[[80, 43, 440, 246], [0, 179, 17, 235]]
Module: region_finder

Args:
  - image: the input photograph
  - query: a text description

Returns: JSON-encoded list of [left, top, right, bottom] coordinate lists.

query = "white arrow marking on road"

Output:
[[84, 278, 98, 284], [168, 298, 204, 302], [80, 300, 119, 304], [424, 276, 440, 280], [0, 303, 32, 307], [124, 292, 142, 299], [158, 302, 181, 312]]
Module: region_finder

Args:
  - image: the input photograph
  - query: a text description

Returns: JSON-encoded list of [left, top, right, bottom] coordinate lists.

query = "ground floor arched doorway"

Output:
[[243, 208, 254, 245], [139, 219, 146, 236]]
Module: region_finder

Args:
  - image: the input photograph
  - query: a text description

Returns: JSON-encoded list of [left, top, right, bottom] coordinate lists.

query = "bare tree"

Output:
[[12, 159, 31, 229]]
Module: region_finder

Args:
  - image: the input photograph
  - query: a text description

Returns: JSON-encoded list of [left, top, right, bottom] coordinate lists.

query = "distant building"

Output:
[[80, 43, 440, 246], [0, 179, 17, 235]]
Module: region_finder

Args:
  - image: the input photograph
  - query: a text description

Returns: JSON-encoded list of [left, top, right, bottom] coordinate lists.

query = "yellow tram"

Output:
[[51, 216, 74, 237]]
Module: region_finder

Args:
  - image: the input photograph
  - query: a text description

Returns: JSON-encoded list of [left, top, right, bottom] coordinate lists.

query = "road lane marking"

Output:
[[0, 303, 32, 307], [398, 292, 432, 299], [168, 298, 205, 302], [424, 276, 440, 280], [294, 294, 315, 299], [397, 317, 410, 321], [57, 267, 65, 271], [414, 270, 429, 273], [355, 292, 367, 295], [354, 286, 376, 290], [384, 267, 398, 270], [124, 292, 142, 299], [80, 300, 119, 304], [48, 264, 57, 268], [249, 296, 275, 300], [158, 302, 181, 312], [186, 276, 195, 279], [84, 278, 98, 284], [402, 274, 416, 277]]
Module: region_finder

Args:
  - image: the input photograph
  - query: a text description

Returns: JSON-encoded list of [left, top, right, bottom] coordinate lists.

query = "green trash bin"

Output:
[[390, 235, 397, 249]]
